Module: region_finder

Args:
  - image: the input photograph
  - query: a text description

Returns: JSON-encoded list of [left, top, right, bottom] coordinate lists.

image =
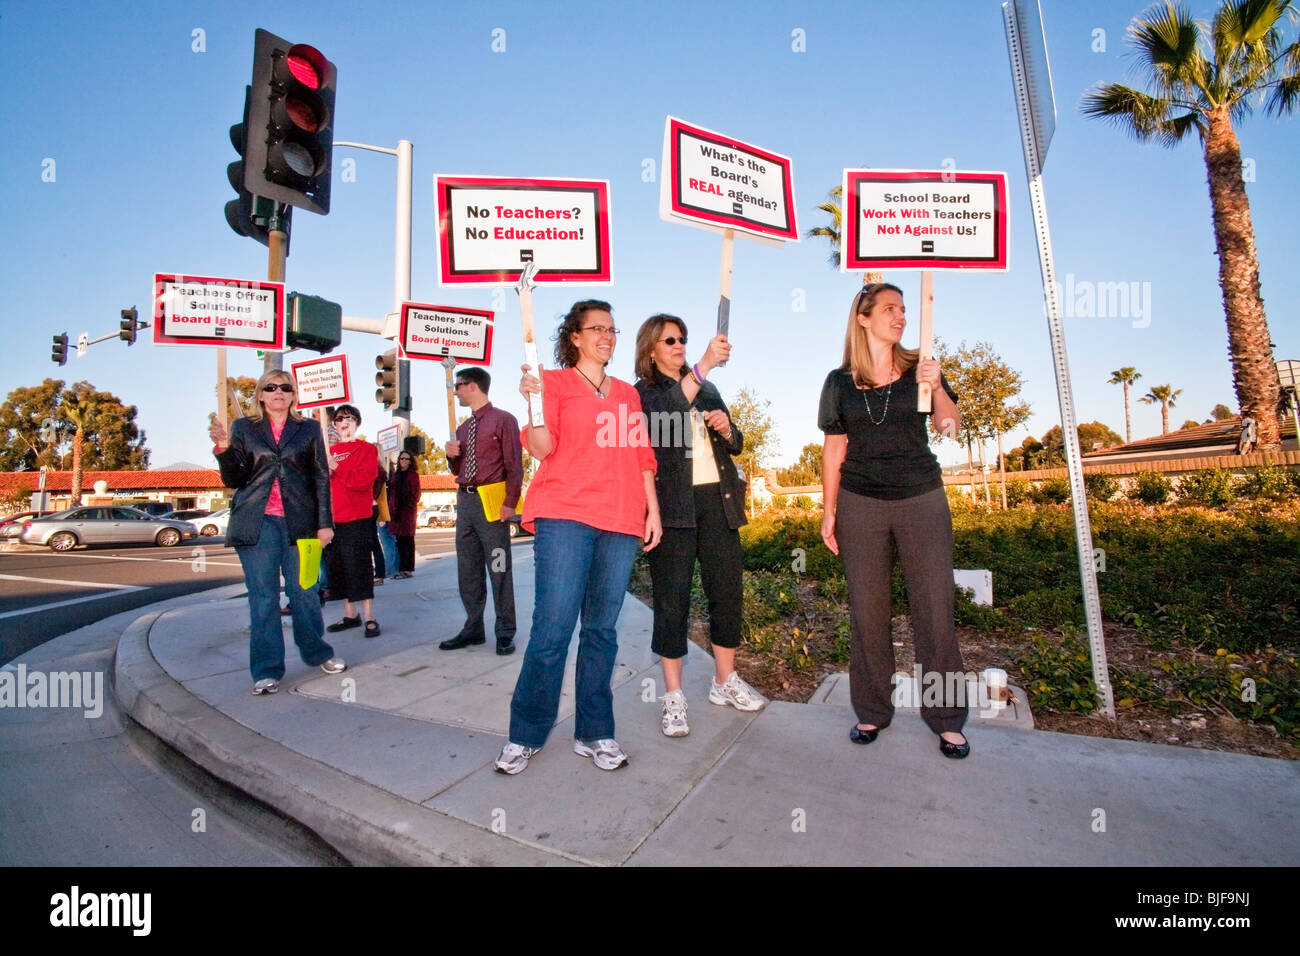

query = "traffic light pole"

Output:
[[264, 202, 290, 373], [334, 139, 413, 431]]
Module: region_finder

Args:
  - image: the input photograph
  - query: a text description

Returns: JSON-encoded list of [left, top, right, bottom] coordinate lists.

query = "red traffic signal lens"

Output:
[[284, 44, 327, 90]]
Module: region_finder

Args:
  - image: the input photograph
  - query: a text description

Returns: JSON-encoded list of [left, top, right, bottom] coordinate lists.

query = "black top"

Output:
[[215, 416, 333, 547], [818, 366, 958, 501], [635, 373, 747, 530]]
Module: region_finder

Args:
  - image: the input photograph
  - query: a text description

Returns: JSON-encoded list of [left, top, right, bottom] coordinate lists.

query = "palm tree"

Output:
[[1081, 0, 1297, 449], [1139, 383, 1183, 434], [1108, 367, 1143, 443], [62, 395, 96, 505], [807, 183, 883, 283]]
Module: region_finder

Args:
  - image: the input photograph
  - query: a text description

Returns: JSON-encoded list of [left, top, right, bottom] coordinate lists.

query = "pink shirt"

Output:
[[521, 369, 657, 537], [265, 419, 286, 517]]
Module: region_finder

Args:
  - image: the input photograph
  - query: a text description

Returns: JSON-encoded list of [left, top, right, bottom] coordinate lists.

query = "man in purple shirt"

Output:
[[441, 367, 524, 654]]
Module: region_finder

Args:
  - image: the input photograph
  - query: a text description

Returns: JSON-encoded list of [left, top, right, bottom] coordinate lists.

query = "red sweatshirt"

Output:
[[329, 440, 380, 523]]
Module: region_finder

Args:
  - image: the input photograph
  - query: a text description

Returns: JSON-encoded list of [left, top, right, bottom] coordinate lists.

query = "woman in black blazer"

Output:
[[634, 314, 765, 739], [209, 369, 347, 695]]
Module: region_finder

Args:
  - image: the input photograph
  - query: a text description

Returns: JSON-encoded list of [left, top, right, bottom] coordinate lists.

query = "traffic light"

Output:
[[397, 359, 412, 411], [286, 293, 341, 353], [376, 349, 398, 409], [119, 307, 139, 345], [403, 435, 426, 456], [243, 29, 337, 216], [51, 333, 68, 366], [226, 84, 291, 250]]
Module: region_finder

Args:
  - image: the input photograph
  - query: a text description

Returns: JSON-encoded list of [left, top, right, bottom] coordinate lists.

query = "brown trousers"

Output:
[[836, 486, 967, 735]]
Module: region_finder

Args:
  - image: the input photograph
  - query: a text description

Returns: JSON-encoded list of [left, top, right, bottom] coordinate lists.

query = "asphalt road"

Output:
[[0, 529, 462, 665]]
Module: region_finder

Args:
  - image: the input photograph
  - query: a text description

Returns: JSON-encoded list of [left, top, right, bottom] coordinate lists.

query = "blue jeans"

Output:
[[508, 519, 640, 749], [235, 516, 335, 681], [377, 521, 399, 575]]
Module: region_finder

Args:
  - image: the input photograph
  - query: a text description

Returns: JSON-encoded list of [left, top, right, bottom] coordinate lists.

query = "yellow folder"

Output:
[[476, 481, 507, 522], [297, 537, 322, 589]]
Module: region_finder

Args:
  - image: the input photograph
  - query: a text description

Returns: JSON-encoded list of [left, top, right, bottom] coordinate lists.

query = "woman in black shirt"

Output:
[[819, 282, 970, 758]]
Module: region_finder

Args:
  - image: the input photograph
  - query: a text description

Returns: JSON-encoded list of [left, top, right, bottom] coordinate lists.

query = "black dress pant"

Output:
[[454, 489, 516, 642]]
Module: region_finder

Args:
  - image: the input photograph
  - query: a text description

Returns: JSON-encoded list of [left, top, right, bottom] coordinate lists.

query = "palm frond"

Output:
[[1265, 68, 1300, 112], [1080, 83, 1203, 143], [1128, 2, 1205, 89]]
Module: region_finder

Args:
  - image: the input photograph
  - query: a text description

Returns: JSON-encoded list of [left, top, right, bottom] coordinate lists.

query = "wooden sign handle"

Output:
[[442, 356, 458, 440], [517, 262, 545, 427], [917, 271, 934, 413], [716, 228, 734, 365]]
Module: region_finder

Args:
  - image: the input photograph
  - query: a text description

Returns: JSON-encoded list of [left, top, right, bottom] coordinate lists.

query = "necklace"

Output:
[[860, 369, 895, 426], [575, 366, 608, 398]]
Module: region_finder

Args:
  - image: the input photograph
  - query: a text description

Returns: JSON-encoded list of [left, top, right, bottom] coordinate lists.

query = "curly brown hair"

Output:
[[553, 299, 614, 368]]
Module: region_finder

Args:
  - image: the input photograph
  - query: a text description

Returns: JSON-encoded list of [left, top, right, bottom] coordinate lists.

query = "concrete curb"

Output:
[[112, 611, 571, 867]]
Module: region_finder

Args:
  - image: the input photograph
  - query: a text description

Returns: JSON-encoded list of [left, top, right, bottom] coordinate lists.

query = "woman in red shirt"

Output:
[[494, 300, 662, 775], [325, 404, 383, 638]]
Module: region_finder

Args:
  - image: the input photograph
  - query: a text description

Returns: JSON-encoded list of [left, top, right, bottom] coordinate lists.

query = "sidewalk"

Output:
[[113, 543, 1300, 866]]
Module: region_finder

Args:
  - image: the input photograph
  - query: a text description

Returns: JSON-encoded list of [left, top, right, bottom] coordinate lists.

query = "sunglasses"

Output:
[[262, 383, 294, 393], [333, 414, 357, 423], [661, 335, 687, 346]]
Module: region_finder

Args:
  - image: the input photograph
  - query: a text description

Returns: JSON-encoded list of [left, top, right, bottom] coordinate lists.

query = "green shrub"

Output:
[[769, 494, 789, 510], [1034, 477, 1070, 504], [1004, 477, 1032, 507], [1084, 472, 1118, 502], [1012, 629, 1098, 713], [792, 495, 815, 510], [1239, 465, 1292, 501], [1129, 470, 1172, 504], [1178, 468, 1237, 507]]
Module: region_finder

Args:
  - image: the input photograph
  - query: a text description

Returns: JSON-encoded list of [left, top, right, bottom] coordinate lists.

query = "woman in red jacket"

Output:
[[325, 404, 383, 637], [387, 451, 421, 578]]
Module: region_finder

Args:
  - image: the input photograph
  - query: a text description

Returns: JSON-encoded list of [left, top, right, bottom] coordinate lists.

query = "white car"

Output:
[[418, 503, 456, 528], [196, 508, 232, 537]]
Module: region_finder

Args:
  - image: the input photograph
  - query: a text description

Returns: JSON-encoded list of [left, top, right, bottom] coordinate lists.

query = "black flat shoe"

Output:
[[849, 724, 879, 745], [327, 616, 361, 633], [939, 734, 970, 759], [364, 620, 381, 638]]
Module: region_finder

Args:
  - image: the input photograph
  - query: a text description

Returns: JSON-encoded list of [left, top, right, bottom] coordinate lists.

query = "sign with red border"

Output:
[[435, 175, 612, 285], [376, 424, 402, 454], [842, 170, 1009, 272], [660, 116, 798, 243], [151, 273, 286, 349], [291, 354, 350, 410], [399, 303, 494, 366]]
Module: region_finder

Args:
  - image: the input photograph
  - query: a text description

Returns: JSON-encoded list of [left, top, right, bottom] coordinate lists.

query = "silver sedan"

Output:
[[19, 507, 199, 552]]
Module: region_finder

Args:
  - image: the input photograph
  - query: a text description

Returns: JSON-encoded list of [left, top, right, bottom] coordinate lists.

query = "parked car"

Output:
[[19, 506, 198, 551], [507, 514, 532, 538], [418, 503, 457, 528], [1, 510, 54, 538], [196, 508, 231, 537], [168, 508, 211, 522], [127, 501, 176, 517]]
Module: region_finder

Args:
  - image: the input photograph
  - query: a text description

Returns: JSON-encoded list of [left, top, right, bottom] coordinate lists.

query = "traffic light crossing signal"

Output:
[[244, 29, 337, 216], [119, 307, 139, 345], [51, 333, 69, 366], [286, 293, 341, 353], [375, 351, 412, 411]]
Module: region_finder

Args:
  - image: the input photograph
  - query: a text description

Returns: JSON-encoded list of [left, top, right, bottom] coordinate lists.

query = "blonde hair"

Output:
[[247, 369, 303, 423], [841, 282, 918, 388]]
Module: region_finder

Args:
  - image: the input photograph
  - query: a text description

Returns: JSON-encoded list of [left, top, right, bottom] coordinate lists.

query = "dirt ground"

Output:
[[628, 589, 1298, 762]]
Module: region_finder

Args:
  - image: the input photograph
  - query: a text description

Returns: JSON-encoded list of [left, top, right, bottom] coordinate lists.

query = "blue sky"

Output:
[[2, 0, 1296, 470]]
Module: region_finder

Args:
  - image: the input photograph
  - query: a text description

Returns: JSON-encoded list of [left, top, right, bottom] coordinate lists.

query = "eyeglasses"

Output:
[[660, 335, 687, 346], [453, 381, 469, 389], [398, 456, 413, 462], [262, 383, 294, 393], [581, 325, 619, 336], [333, 414, 357, 423]]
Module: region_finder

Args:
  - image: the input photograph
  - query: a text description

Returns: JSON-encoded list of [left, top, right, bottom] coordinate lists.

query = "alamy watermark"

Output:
[[1051, 273, 1152, 328], [0, 664, 103, 718]]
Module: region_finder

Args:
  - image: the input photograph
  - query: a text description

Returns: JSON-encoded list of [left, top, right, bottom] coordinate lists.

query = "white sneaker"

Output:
[[494, 742, 538, 775], [252, 678, 279, 695], [573, 738, 629, 770], [660, 689, 690, 737], [320, 657, 347, 674], [709, 672, 766, 712]]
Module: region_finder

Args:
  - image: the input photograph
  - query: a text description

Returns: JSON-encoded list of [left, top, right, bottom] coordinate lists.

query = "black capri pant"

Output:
[[325, 517, 376, 602], [647, 483, 742, 659]]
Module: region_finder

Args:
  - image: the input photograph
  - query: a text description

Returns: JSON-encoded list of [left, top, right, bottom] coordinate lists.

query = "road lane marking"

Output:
[[0, 586, 147, 619], [0, 572, 142, 590]]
